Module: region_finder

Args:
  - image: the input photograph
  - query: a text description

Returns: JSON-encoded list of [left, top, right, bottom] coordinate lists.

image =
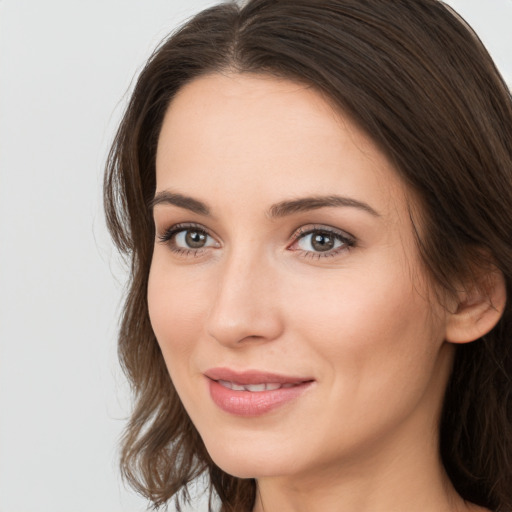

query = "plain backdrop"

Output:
[[0, 1, 511, 511]]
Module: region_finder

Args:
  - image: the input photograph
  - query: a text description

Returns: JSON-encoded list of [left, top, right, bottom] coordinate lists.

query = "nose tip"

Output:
[[205, 255, 284, 347]]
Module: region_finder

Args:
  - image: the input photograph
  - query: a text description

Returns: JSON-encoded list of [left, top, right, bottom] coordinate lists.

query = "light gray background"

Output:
[[0, 1, 510, 511]]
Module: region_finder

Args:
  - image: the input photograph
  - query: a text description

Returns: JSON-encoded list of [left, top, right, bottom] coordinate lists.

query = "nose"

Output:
[[205, 248, 285, 347]]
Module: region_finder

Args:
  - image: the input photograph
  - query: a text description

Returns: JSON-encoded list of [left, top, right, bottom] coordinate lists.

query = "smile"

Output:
[[217, 380, 298, 392], [204, 368, 314, 417]]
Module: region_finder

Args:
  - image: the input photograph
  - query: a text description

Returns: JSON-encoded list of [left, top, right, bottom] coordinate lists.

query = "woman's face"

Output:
[[148, 73, 454, 481]]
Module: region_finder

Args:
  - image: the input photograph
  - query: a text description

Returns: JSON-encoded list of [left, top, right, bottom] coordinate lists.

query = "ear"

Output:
[[445, 265, 506, 344]]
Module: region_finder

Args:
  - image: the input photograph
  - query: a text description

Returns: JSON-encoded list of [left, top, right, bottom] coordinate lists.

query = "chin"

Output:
[[201, 431, 297, 479]]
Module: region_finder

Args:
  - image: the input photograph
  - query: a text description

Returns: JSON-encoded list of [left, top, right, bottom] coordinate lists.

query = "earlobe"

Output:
[[445, 267, 507, 344]]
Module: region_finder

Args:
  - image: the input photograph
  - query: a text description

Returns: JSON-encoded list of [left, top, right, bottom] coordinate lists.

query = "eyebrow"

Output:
[[150, 191, 210, 215], [268, 195, 380, 218], [151, 190, 380, 218]]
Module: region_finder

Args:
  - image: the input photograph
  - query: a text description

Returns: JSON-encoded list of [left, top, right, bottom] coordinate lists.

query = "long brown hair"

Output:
[[104, 1, 512, 510]]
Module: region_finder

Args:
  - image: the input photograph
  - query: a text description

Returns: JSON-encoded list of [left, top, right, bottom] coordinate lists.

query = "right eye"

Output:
[[158, 223, 219, 255]]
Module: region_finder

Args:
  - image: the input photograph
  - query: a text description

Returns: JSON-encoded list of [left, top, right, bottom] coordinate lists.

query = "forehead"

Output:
[[155, 72, 407, 217]]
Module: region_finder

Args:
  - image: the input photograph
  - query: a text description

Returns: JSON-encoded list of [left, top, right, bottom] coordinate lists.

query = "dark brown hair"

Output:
[[104, 1, 512, 510]]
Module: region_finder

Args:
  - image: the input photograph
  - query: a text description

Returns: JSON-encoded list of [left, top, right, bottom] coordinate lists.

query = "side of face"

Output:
[[147, 72, 455, 481]]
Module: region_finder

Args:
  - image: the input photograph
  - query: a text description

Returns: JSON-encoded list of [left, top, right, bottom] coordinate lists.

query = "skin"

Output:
[[148, 73, 489, 512]]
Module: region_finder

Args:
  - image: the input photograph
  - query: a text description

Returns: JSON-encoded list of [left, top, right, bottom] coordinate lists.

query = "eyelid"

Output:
[[288, 224, 356, 257], [156, 221, 355, 259], [292, 223, 355, 239], [157, 222, 210, 242], [157, 222, 220, 255]]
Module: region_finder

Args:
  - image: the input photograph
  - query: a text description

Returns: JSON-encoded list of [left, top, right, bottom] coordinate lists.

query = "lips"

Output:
[[204, 368, 314, 416], [217, 380, 296, 392]]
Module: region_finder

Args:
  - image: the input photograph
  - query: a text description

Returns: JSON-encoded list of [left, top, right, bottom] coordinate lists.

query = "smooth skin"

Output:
[[148, 73, 503, 512]]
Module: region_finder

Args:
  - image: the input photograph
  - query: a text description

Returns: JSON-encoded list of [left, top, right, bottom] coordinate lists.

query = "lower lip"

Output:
[[207, 379, 312, 417]]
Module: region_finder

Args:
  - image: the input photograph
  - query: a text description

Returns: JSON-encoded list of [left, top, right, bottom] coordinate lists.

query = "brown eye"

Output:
[[185, 230, 207, 248], [158, 225, 219, 253], [298, 230, 343, 253], [293, 227, 354, 257], [310, 232, 336, 252]]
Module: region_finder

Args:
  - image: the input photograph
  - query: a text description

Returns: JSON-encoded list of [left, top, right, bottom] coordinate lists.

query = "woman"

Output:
[[104, 0, 512, 510]]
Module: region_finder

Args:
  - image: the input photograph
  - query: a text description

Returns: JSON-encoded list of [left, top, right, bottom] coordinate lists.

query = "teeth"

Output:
[[217, 380, 246, 391], [244, 383, 267, 392], [263, 383, 282, 391], [217, 380, 293, 392]]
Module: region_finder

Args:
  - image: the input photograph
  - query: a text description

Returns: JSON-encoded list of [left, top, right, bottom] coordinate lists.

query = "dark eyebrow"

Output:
[[268, 195, 380, 218], [151, 190, 380, 218], [150, 190, 210, 215]]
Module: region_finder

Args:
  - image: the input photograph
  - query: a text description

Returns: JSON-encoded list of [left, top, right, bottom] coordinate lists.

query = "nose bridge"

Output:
[[206, 243, 283, 346]]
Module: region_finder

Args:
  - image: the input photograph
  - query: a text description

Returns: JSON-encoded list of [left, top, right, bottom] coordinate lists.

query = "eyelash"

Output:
[[290, 225, 355, 259], [157, 223, 215, 257], [157, 223, 356, 259]]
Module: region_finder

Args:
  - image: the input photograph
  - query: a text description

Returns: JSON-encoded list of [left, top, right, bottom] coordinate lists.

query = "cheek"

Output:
[[147, 260, 208, 360], [287, 263, 445, 391], [147, 261, 212, 420], [290, 266, 431, 340]]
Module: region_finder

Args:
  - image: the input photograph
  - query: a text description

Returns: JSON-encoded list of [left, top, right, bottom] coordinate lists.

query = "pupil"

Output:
[[185, 230, 206, 248], [312, 232, 334, 252]]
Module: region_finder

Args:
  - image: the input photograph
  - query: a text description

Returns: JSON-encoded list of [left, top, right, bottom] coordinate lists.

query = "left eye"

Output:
[[174, 229, 213, 249], [172, 228, 216, 249], [158, 224, 219, 253], [294, 228, 353, 254]]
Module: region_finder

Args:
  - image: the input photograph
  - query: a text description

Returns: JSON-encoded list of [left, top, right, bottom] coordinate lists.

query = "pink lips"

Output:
[[204, 368, 314, 417]]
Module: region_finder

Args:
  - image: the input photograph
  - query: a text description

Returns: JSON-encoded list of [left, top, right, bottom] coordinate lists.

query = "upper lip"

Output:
[[204, 367, 313, 385]]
